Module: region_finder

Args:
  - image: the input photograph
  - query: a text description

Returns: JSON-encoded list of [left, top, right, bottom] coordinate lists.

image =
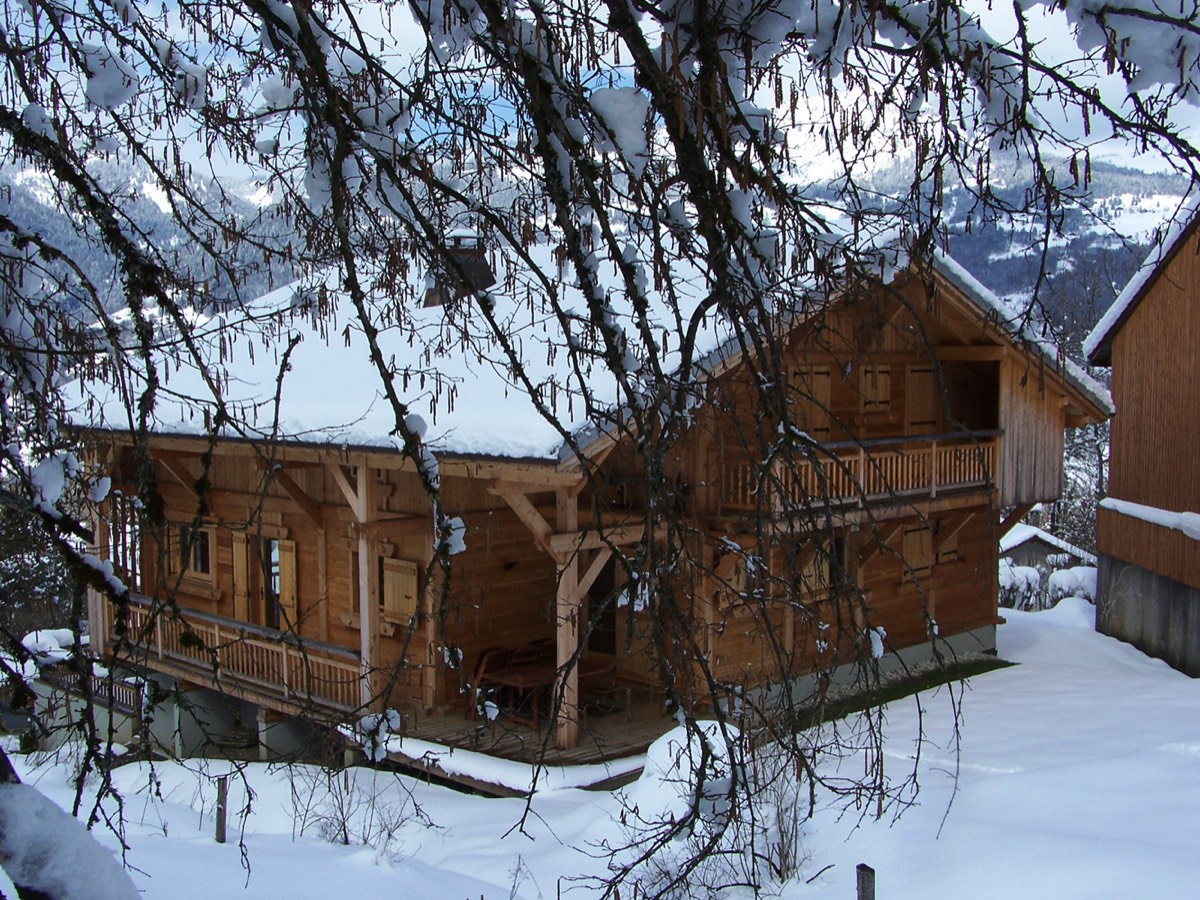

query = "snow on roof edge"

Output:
[[1083, 193, 1200, 365], [1099, 497, 1200, 541], [999, 523, 1096, 565]]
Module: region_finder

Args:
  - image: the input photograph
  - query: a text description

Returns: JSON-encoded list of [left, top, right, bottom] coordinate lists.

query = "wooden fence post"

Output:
[[215, 775, 228, 844], [856, 862, 875, 900]]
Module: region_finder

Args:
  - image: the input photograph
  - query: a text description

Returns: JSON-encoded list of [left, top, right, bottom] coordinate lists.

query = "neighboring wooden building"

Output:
[[1086, 201, 1200, 675], [1000, 524, 1095, 572], [81, 253, 1106, 768]]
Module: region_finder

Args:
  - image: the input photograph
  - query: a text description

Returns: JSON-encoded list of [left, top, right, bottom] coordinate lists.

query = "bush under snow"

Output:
[[1046, 566, 1097, 606]]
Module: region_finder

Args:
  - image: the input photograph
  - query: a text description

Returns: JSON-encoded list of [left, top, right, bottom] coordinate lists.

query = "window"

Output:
[[106, 492, 141, 588], [859, 365, 891, 414], [168, 523, 213, 579], [247, 536, 296, 630], [230, 530, 294, 628]]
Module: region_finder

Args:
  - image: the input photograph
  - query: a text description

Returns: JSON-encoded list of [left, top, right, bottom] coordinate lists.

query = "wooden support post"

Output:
[[420, 531, 437, 711], [845, 529, 866, 634], [555, 486, 581, 750], [316, 526, 329, 643], [856, 863, 875, 900], [357, 465, 380, 711], [215, 775, 228, 844]]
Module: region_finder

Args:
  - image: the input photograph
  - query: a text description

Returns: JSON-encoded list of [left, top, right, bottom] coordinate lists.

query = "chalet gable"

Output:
[[1085, 197, 1200, 367]]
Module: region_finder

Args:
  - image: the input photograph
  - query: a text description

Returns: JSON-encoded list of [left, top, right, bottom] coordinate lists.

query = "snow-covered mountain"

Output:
[[2, 156, 1188, 358], [0, 159, 292, 313], [852, 157, 1189, 355]]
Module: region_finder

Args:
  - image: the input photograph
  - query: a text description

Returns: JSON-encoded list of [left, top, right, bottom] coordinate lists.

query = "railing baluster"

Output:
[[930, 440, 938, 497]]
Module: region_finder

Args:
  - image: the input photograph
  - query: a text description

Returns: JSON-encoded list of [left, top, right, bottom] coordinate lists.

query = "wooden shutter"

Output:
[[903, 527, 933, 575], [278, 539, 298, 625], [906, 366, 940, 434], [381, 558, 419, 622], [860, 365, 891, 413], [792, 366, 831, 442], [231, 533, 250, 621]]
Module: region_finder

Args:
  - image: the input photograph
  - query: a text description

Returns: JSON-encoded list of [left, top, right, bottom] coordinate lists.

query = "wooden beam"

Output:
[[548, 523, 646, 556], [272, 467, 324, 526], [494, 484, 555, 555], [933, 512, 974, 554], [998, 503, 1034, 538], [860, 521, 905, 566], [372, 515, 434, 537], [931, 345, 1005, 361], [330, 464, 364, 520], [577, 546, 614, 599], [156, 456, 201, 505]]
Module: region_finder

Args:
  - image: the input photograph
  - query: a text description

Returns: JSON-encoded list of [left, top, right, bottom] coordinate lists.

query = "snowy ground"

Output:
[[12, 599, 1200, 898]]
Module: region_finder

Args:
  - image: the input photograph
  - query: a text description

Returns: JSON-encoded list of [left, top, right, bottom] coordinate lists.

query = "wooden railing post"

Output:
[[281, 641, 289, 697], [930, 439, 939, 498]]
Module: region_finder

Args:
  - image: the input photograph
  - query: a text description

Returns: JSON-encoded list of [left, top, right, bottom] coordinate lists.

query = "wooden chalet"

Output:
[[1086, 201, 1200, 675], [81, 253, 1107, 772]]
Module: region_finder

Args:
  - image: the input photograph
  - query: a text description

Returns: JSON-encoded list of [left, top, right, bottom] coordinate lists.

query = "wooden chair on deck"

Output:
[[467, 639, 560, 726]]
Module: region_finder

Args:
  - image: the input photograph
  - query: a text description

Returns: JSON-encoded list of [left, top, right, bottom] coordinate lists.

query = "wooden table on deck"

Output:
[[481, 657, 611, 728]]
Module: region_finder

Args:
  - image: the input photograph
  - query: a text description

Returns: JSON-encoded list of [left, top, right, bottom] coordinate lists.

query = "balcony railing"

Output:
[[722, 432, 998, 514], [40, 667, 142, 713], [100, 595, 361, 713]]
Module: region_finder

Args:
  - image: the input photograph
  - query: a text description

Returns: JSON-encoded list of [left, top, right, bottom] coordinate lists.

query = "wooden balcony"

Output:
[[721, 432, 998, 516], [98, 594, 362, 715]]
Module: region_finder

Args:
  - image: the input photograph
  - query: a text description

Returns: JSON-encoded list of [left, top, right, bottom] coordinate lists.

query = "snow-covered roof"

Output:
[[71, 242, 1104, 463], [1084, 195, 1200, 366], [999, 524, 1096, 565]]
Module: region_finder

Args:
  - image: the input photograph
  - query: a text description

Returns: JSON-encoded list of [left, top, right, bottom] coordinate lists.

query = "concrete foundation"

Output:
[[31, 666, 341, 762], [1096, 554, 1200, 677], [737, 623, 998, 713]]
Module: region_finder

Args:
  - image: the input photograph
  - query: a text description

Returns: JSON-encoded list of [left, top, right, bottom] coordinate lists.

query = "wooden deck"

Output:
[[394, 696, 674, 769]]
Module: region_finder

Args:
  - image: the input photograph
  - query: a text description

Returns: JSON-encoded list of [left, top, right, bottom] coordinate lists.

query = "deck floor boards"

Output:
[[399, 698, 673, 768]]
